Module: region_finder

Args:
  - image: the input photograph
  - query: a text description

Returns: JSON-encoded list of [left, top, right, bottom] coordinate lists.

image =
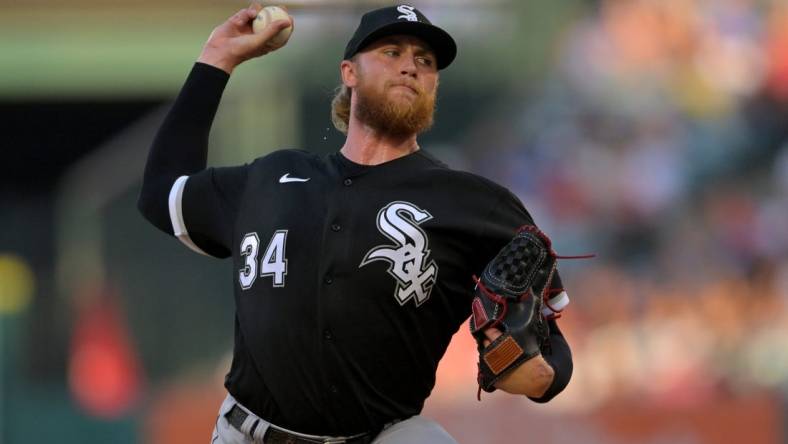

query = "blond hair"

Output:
[[331, 83, 352, 134]]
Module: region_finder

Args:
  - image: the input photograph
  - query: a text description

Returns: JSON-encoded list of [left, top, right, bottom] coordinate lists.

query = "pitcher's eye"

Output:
[[416, 56, 434, 67]]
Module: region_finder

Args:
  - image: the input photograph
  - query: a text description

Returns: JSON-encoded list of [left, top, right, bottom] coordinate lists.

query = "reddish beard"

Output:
[[353, 74, 436, 137]]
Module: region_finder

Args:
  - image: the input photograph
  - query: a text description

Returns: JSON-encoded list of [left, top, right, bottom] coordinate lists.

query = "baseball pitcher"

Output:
[[138, 4, 574, 443]]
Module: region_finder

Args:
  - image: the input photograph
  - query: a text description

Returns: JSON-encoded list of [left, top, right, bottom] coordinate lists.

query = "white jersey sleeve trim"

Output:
[[542, 290, 570, 317], [168, 175, 211, 257]]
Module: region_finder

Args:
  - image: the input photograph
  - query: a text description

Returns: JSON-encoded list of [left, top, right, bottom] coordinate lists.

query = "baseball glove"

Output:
[[469, 225, 559, 398]]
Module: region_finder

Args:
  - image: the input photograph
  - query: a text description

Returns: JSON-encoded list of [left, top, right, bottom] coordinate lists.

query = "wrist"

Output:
[[197, 49, 239, 75]]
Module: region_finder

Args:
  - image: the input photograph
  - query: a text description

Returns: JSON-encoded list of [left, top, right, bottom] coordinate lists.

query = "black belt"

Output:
[[225, 405, 375, 444]]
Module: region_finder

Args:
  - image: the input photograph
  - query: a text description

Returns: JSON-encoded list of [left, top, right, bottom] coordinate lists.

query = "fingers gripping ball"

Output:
[[469, 226, 558, 398], [253, 6, 293, 46]]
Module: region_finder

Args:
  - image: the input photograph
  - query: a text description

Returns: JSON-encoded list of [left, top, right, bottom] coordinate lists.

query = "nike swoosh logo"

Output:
[[279, 173, 311, 183]]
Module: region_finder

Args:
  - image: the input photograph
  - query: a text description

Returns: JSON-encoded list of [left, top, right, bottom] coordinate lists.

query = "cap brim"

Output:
[[352, 21, 457, 70]]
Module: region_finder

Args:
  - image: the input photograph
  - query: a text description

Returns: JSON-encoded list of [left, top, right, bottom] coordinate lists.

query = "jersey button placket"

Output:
[[343, 178, 353, 186], [331, 223, 341, 232], [324, 275, 333, 285]]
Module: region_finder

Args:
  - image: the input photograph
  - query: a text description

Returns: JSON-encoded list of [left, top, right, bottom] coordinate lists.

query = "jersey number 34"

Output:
[[239, 230, 288, 289]]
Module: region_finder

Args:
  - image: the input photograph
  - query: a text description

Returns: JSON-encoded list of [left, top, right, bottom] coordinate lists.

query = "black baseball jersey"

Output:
[[139, 63, 570, 436]]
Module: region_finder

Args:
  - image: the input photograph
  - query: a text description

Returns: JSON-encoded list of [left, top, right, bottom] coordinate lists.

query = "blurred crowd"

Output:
[[466, 0, 788, 410]]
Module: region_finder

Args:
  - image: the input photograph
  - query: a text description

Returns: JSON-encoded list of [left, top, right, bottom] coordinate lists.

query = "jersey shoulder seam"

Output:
[[444, 168, 513, 201], [414, 151, 511, 197], [414, 150, 450, 169], [250, 148, 318, 164]]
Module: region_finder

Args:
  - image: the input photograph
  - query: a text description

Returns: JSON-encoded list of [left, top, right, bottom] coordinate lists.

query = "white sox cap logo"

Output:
[[396, 5, 418, 22], [360, 201, 438, 306]]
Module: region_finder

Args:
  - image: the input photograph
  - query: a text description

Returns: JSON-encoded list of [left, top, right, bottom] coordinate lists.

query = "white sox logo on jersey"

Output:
[[360, 201, 438, 306], [397, 5, 418, 22]]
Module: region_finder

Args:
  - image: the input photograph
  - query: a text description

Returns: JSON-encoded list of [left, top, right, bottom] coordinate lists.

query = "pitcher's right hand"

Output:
[[198, 4, 294, 74]]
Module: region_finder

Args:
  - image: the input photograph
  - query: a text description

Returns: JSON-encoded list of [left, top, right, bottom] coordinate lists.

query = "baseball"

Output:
[[253, 6, 293, 46]]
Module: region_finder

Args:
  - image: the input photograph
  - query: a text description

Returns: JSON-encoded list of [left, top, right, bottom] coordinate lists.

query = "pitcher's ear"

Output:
[[340, 59, 359, 88]]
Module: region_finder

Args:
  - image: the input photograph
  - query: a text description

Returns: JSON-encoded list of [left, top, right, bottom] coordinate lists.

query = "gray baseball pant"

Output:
[[210, 393, 458, 444]]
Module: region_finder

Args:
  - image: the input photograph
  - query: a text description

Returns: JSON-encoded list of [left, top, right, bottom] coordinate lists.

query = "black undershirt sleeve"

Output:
[[528, 319, 573, 403], [137, 62, 231, 236]]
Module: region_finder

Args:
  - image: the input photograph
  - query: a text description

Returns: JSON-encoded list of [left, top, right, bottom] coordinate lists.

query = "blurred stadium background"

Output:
[[2, 0, 788, 442]]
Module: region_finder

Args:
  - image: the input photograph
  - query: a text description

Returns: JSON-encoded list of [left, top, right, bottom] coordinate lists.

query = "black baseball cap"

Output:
[[343, 5, 457, 70]]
